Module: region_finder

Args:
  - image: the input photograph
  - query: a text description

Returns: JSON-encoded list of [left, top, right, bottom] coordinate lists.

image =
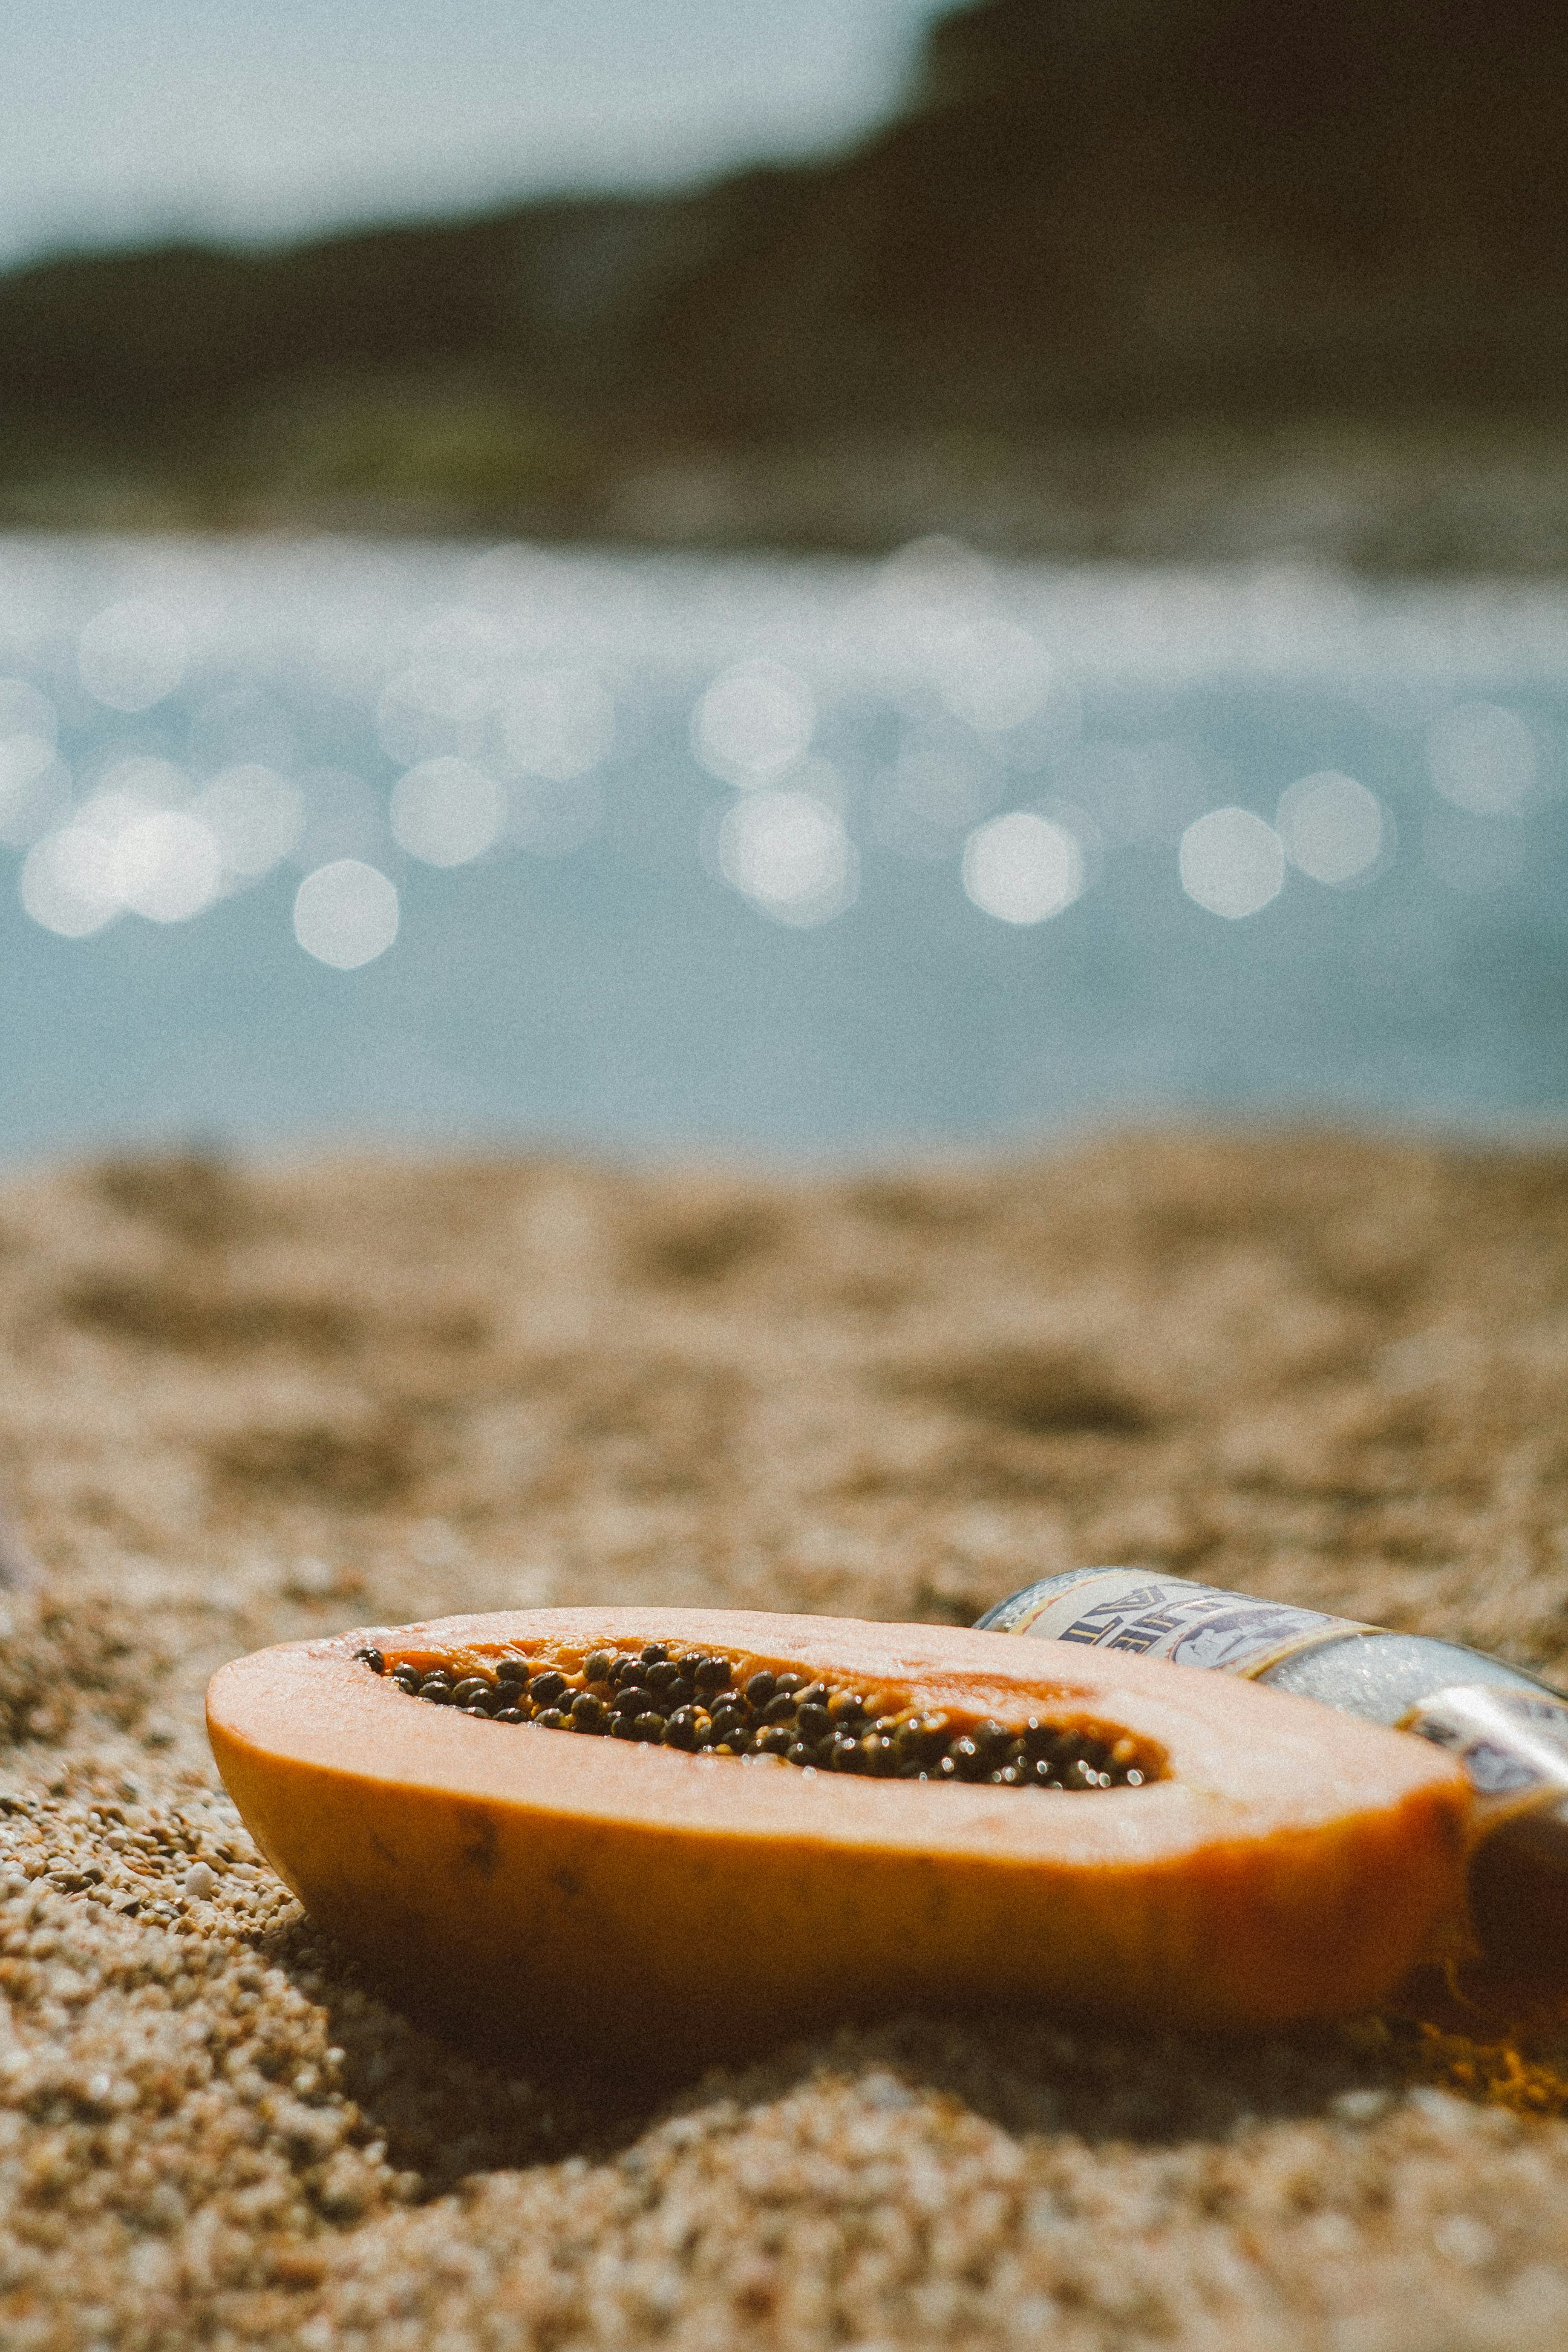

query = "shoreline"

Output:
[[11, 417, 1568, 577]]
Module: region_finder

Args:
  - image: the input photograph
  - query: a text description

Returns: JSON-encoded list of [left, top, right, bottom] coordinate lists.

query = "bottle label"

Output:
[[991, 1569, 1371, 1681], [1402, 1684, 1568, 1822]]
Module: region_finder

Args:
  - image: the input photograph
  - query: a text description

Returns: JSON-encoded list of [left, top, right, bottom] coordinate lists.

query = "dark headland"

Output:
[[5, 0, 1568, 566]]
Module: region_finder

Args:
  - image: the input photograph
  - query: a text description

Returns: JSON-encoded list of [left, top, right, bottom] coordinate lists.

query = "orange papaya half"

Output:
[[206, 1608, 1471, 2068]]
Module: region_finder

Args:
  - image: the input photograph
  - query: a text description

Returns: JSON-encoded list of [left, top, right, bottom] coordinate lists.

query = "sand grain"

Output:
[[3, 1132, 1568, 2350]]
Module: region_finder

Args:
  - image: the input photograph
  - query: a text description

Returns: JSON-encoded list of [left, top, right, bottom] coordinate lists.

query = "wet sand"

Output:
[[4, 1131, 1568, 2349]]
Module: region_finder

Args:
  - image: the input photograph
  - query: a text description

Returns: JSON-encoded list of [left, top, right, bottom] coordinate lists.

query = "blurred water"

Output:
[[2, 532, 1566, 1161]]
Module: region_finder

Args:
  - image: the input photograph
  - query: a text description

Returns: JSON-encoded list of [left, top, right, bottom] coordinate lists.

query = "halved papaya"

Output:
[[206, 1608, 1471, 2068]]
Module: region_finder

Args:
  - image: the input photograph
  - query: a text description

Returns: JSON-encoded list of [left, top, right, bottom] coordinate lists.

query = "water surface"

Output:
[[3, 535, 1566, 1159]]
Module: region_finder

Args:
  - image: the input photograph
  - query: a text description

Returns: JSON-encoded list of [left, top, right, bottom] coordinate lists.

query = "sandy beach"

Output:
[[4, 1129, 1568, 2349]]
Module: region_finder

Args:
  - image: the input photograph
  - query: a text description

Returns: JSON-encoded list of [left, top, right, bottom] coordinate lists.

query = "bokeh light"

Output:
[[0, 678, 57, 744], [0, 733, 70, 846], [391, 756, 506, 867], [1427, 702, 1538, 814], [4, 535, 1567, 1153], [936, 618, 1053, 733], [717, 789, 856, 925], [90, 754, 188, 804], [18, 765, 225, 934], [20, 826, 122, 939], [1179, 808, 1285, 918], [843, 535, 990, 697], [192, 765, 306, 883], [1275, 771, 1387, 885], [293, 860, 400, 969], [77, 601, 189, 713], [503, 668, 615, 781], [111, 810, 224, 923], [962, 811, 1085, 924], [693, 661, 814, 786]]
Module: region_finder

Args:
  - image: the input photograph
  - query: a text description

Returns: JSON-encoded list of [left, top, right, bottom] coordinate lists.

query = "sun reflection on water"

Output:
[[1428, 701, 1539, 815], [1179, 807, 1286, 920], [693, 659, 815, 789], [1276, 772, 1387, 886], [962, 810, 1085, 925], [292, 859, 399, 970], [1, 535, 1563, 998], [716, 788, 857, 926], [391, 757, 506, 868]]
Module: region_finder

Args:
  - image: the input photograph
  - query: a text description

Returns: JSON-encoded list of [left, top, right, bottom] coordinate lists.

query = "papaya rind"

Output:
[[206, 1608, 1471, 2063]]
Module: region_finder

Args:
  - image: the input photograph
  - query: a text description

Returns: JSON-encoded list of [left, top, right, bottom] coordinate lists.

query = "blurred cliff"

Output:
[[5, 0, 1568, 566]]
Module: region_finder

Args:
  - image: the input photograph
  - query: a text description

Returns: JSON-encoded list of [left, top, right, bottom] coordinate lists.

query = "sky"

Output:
[[0, 0, 952, 269]]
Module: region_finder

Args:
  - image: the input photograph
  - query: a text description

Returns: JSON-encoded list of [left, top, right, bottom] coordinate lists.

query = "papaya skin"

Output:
[[206, 1609, 1471, 2069]]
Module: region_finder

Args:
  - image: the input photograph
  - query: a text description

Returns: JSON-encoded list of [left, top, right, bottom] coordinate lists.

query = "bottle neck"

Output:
[[1263, 1627, 1561, 1720]]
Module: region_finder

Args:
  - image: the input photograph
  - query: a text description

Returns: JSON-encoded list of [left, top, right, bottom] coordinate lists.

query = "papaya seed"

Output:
[[376, 1639, 1163, 1795]]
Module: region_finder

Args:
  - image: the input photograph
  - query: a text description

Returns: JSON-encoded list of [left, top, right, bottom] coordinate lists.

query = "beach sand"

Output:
[[3, 1131, 1568, 2350]]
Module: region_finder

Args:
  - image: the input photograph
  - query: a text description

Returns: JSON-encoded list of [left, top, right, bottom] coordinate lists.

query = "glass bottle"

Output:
[[976, 1568, 1568, 1961]]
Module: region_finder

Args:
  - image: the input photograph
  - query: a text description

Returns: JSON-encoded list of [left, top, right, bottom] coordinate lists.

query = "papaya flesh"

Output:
[[206, 1608, 1471, 2069]]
